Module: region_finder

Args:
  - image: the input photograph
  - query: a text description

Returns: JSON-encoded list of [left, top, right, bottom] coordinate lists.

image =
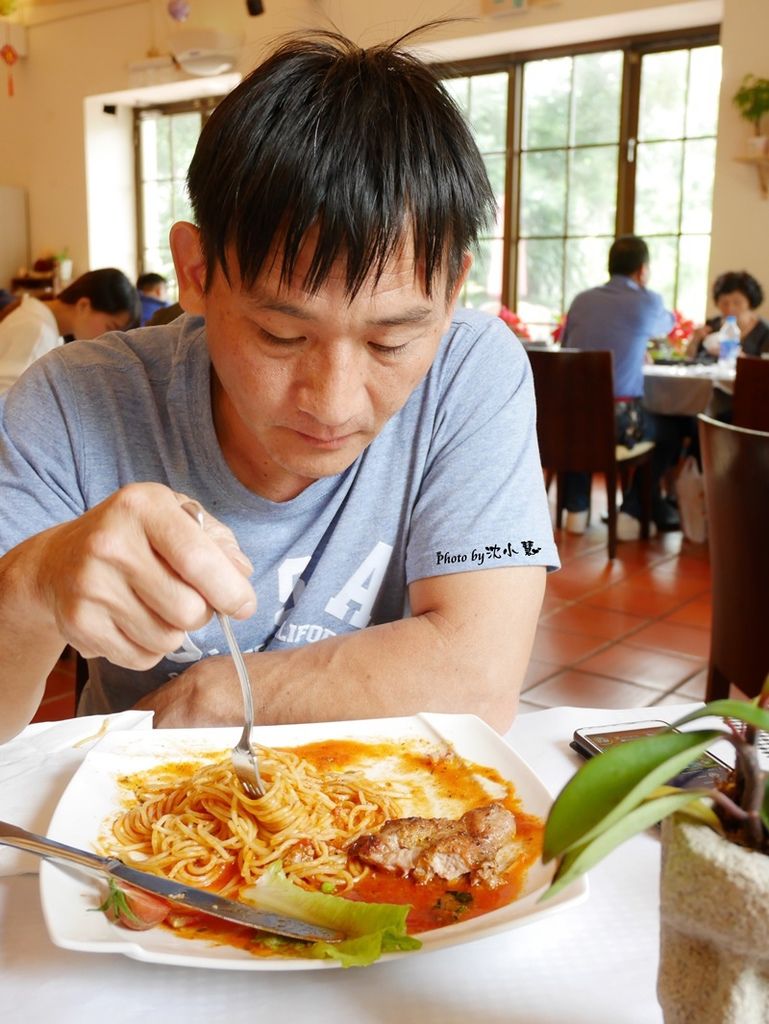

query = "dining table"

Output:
[[642, 361, 735, 416], [0, 703, 704, 1024]]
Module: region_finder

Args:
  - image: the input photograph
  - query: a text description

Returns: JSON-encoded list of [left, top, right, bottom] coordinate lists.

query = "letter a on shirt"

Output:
[[325, 541, 393, 628]]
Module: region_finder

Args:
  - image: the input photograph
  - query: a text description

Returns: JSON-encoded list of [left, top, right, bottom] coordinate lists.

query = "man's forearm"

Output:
[[141, 613, 518, 732], [138, 567, 547, 733], [0, 541, 66, 742], [258, 611, 515, 727]]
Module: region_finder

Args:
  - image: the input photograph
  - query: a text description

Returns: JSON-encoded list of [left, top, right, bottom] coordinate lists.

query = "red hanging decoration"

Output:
[[0, 42, 18, 97]]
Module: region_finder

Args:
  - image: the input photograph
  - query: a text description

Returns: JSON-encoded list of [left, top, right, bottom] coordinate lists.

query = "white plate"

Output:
[[41, 712, 587, 971]]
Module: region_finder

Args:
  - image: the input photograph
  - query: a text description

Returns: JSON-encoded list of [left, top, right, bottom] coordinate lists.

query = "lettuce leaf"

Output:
[[240, 863, 421, 967]]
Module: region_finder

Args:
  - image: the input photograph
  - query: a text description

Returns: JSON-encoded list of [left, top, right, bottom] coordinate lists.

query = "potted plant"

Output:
[[542, 687, 769, 1023], [732, 74, 769, 156]]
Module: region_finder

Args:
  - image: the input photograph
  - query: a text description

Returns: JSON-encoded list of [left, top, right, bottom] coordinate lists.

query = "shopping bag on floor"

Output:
[[675, 455, 707, 543]]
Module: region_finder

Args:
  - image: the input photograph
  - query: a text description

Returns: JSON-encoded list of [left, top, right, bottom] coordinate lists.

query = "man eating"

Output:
[[0, 29, 557, 742]]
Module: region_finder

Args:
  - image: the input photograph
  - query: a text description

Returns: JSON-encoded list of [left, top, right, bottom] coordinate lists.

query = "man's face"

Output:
[[175, 226, 468, 501]]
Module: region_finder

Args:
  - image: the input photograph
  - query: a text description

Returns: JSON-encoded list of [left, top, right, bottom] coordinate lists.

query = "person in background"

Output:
[[136, 272, 170, 325], [560, 235, 682, 541], [686, 271, 769, 360], [685, 270, 769, 422], [0, 268, 140, 395], [0, 28, 557, 743]]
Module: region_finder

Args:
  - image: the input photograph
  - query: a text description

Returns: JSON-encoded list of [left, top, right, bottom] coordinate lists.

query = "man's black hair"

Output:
[[608, 235, 650, 277], [186, 26, 496, 300], [712, 270, 764, 309], [59, 268, 141, 325], [137, 272, 168, 292]]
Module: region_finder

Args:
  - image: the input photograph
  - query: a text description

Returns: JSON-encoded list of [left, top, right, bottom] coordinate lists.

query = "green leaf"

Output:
[[93, 877, 141, 924], [542, 791, 709, 900], [240, 863, 421, 968], [543, 730, 721, 860], [671, 701, 769, 733]]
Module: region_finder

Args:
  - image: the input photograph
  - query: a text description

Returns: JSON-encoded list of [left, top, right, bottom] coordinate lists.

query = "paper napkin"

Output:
[[0, 711, 154, 876]]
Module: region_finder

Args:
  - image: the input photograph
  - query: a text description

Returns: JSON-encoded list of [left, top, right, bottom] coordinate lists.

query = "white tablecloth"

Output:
[[643, 363, 735, 415], [0, 705, 703, 1024]]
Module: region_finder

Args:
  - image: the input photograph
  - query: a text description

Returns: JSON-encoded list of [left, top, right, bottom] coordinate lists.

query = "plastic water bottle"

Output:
[[717, 315, 741, 369]]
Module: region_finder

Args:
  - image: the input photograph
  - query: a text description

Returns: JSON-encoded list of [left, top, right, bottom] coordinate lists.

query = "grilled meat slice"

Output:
[[349, 802, 519, 887]]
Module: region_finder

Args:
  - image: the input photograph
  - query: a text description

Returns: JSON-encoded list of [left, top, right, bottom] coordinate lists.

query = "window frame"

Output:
[[436, 24, 720, 315], [133, 96, 221, 283]]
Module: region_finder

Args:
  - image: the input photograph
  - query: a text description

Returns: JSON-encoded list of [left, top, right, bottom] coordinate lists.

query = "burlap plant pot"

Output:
[[658, 815, 769, 1024]]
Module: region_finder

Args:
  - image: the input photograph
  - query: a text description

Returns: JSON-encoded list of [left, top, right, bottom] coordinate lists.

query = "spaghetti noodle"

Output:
[[105, 745, 405, 897]]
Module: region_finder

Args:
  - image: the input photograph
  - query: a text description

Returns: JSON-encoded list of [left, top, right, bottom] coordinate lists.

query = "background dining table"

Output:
[[642, 361, 735, 416], [0, 703, 705, 1024]]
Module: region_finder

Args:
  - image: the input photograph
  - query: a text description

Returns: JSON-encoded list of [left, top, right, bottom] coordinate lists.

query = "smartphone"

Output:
[[571, 720, 731, 789]]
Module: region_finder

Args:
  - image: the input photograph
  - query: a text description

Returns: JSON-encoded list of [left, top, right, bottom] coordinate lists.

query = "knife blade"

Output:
[[0, 819, 343, 943]]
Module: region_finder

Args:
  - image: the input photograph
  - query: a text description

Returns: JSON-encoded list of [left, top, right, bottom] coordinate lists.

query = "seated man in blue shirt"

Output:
[[560, 235, 681, 540], [136, 272, 170, 326]]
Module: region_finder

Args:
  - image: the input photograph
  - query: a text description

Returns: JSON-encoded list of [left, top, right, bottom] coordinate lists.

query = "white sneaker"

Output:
[[565, 510, 589, 535], [617, 512, 658, 541]]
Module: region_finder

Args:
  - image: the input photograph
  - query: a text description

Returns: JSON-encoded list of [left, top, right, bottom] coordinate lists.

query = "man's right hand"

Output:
[[18, 482, 256, 670]]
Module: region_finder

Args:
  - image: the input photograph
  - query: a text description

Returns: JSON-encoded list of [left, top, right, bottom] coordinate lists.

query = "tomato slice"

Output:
[[98, 879, 170, 931]]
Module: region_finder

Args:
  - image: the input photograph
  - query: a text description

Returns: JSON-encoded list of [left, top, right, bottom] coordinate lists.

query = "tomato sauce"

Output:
[[346, 810, 543, 933]]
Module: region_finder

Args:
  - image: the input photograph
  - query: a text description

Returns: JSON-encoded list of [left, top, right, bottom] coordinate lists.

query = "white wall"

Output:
[[84, 99, 136, 276], [1, 0, 767, 312], [708, 0, 769, 315], [0, 186, 28, 286]]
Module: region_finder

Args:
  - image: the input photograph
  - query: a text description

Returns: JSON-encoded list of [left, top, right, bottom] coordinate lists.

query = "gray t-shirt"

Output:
[[0, 309, 559, 713]]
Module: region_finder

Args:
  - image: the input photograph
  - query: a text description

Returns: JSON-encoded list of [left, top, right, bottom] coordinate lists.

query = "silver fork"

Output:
[[182, 501, 265, 799]]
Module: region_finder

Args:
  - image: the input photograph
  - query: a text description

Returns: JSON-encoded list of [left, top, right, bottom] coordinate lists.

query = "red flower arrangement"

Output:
[[498, 306, 531, 341], [551, 314, 567, 344], [667, 309, 695, 351]]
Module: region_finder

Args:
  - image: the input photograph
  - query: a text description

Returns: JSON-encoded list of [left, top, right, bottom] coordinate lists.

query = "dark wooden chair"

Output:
[[527, 348, 654, 559], [699, 414, 769, 700], [732, 356, 769, 432]]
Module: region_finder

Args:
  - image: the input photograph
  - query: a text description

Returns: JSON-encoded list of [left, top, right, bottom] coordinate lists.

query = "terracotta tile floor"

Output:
[[520, 514, 712, 713], [33, 500, 714, 725]]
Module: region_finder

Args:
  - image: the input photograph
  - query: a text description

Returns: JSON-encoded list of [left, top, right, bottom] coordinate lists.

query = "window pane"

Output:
[[523, 57, 571, 149], [686, 46, 722, 136], [567, 145, 618, 235], [564, 237, 611, 310], [634, 140, 683, 234], [140, 117, 170, 181], [464, 237, 503, 311], [520, 150, 567, 236], [467, 72, 507, 153], [638, 51, 688, 141], [681, 138, 716, 233], [170, 112, 201, 177], [676, 235, 709, 321], [572, 51, 622, 145], [443, 76, 470, 114], [172, 178, 194, 223], [517, 237, 564, 324], [142, 181, 172, 252], [645, 235, 678, 311]]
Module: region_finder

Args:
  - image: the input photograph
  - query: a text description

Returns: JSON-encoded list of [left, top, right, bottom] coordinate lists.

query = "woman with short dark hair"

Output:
[[687, 270, 769, 359], [0, 268, 140, 393]]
